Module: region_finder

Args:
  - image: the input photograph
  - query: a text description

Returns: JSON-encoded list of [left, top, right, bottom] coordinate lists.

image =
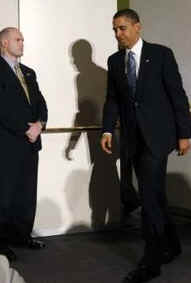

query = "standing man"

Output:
[[101, 9, 190, 283], [0, 27, 48, 261]]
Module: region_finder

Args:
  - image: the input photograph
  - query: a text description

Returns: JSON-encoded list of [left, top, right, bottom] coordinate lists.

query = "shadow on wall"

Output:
[[33, 198, 63, 236], [64, 39, 121, 230], [167, 173, 191, 210], [63, 169, 91, 230], [68, 38, 106, 126]]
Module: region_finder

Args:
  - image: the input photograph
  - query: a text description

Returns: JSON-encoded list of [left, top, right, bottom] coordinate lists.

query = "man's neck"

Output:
[[127, 36, 140, 50], [1, 52, 18, 64]]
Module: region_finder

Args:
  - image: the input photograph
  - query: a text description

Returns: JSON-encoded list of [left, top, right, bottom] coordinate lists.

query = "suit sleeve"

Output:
[[33, 71, 48, 128], [102, 57, 119, 134], [163, 48, 191, 138]]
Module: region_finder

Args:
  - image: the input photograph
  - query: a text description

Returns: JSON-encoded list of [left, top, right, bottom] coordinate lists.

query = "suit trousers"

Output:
[[120, 154, 139, 211], [131, 125, 171, 239], [0, 144, 39, 245], [129, 125, 180, 268]]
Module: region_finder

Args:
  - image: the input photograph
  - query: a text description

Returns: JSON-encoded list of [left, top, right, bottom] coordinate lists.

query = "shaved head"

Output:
[[0, 27, 18, 43], [0, 27, 24, 59]]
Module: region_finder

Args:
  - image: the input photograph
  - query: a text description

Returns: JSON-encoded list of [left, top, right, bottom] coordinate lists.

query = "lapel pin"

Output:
[[145, 59, 150, 63]]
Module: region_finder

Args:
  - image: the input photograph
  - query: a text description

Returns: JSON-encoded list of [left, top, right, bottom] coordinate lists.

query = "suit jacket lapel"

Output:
[[116, 49, 127, 80], [0, 56, 20, 87], [0, 57, 30, 105], [116, 46, 151, 100], [136, 41, 151, 100]]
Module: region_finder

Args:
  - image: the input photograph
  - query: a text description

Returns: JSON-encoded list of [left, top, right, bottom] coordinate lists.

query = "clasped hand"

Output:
[[25, 122, 42, 143]]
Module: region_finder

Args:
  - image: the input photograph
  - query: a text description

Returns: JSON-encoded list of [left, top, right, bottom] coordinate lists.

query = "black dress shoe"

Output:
[[122, 265, 160, 283], [0, 247, 17, 262], [162, 248, 181, 264], [140, 246, 181, 266], [26, 238, 45, 249], [120, 202, 140, 225], [163, 223, 182, 264], [122, 201, 140, 216]]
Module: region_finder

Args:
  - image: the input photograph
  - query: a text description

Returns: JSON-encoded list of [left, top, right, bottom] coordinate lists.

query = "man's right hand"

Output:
[[100, 133, 112, 154], [25, 122, 42, 143]]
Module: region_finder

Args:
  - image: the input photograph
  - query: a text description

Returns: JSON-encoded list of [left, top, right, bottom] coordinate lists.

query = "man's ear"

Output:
[[135, 22, 142, 33], [1, 39, 8, 49]]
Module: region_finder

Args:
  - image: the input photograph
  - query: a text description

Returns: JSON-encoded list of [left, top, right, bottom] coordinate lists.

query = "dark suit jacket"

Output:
[[102, 41, 191, 158], [0, 56, 48, 152]]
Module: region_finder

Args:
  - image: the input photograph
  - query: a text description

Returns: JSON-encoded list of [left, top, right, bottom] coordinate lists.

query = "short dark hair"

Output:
[[113, 8, 140, 23]]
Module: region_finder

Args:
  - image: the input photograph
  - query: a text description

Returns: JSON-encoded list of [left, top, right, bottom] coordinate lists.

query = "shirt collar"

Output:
[[1, 55, 18, 70]]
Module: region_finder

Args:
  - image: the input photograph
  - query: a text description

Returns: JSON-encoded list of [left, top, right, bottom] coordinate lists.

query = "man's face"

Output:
[[113, 16, 141, 49], [3, 29, 24, 59]]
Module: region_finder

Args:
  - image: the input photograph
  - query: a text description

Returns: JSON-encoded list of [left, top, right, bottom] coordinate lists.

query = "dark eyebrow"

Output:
[[113, 25, 128, 31]]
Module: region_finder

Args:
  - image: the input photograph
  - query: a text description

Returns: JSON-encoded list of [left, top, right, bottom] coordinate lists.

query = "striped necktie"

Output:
[[14, 64, 31, 104], [127, 51, 136, 96]]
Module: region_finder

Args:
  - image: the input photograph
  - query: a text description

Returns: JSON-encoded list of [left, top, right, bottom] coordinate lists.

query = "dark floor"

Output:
[[11, 218, 191, 283]]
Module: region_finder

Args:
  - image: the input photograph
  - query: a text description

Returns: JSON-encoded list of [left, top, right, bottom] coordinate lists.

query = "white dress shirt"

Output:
[[125, 37, 143, 77]]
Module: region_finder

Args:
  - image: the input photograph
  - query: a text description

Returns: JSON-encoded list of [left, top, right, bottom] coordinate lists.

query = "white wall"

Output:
[[18, 0, 120, 236], [19, 0, 117, 127], [35, 131, 120, 236], [0, 0, 18, 29], [130, 0, 191, 210]]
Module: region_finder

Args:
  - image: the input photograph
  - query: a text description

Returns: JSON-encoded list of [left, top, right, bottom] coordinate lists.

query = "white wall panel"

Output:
[[19, 1, 120, 235], [33, 133, 92, 236], [19, 0, 117, 127], [0, 0, 18, 29], [33, 131, 121, 236]]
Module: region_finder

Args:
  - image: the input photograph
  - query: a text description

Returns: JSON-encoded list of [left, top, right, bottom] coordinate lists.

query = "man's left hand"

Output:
[[178, 138, 190, 156], [26, 122, 42, 143]]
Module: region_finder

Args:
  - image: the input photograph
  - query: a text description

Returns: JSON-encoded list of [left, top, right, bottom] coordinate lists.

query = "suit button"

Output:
[[134, 101, 139, 108]]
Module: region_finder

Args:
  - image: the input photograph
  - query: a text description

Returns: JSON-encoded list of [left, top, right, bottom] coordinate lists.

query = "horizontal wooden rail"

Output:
[[44, 126, 103, 134]]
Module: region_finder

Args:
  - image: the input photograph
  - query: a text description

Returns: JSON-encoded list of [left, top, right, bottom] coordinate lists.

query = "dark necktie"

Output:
[[127, 51, 136, 96]]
